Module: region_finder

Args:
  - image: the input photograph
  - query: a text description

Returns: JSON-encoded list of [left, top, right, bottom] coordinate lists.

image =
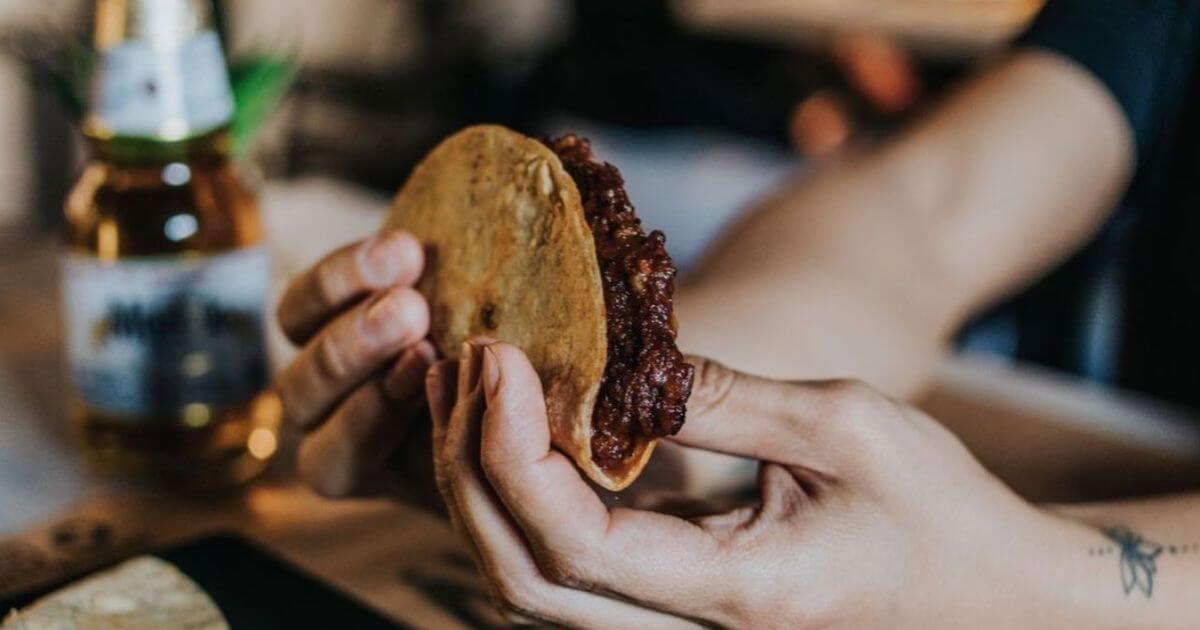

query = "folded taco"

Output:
[[384, 125, 694, 491]]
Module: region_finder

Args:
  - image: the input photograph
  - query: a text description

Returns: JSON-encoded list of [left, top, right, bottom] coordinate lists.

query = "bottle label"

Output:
[[61, 247, 270, 420], [89, 31, 234, 139]]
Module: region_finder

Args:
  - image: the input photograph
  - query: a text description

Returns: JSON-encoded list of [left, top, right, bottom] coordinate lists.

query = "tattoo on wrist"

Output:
[[1087, 526, 1199, 598], [1104, 527, 1162, 597]]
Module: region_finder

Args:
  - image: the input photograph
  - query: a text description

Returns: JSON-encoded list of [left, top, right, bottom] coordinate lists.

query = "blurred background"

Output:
[[14, 0, 1143, 534], [0, 0, 1039, 243], [1, 0, 1058, 358]]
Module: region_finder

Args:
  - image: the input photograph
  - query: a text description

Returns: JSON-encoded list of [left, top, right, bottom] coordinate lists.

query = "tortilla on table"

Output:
[[3, 556, 227, 629]]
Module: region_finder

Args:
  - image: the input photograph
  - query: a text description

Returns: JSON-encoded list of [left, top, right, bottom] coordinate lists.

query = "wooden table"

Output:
[[0, 200, 504, 626], [0, 483, 506, 628], [3, 177, 1199, 627]]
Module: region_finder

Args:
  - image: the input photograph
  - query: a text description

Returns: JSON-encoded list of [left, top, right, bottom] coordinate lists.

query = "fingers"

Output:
[[672, 356, 894, 475], [475, 343, 726, 622], [426, 359, 458, 455], [277, 285, 429, 430], [474, 343, 609, 529], [431, 341, 693, 628], [278, 232, 424, 345], [279, 233, 433, 503], [297, 343, 435, 498], [296, 378, 403, 498], [383, 340, 438, 400]]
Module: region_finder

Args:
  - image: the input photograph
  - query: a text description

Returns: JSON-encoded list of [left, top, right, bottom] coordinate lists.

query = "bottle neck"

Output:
[[88, 126, 234, 168], [86, 0, 234, 148]]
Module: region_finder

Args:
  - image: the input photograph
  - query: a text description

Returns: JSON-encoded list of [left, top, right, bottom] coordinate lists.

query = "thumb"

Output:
[[479, 342, 554, 465], [477, 342, 611, 532], [671, 356, 864, 471]]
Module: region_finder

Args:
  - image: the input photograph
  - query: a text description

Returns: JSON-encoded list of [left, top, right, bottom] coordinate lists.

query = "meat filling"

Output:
[[546, 135, 695, 472]]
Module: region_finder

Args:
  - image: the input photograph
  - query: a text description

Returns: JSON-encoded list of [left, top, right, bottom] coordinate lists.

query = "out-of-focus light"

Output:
[[832, 32, 919, 115], [247, 428, 278, 460], [162, 162, 191, 186], [790, 90, 852, 158], [183, 403, 211, 428], [161, 118, 188, 140], [97, 219, 119, 261], [181, 352, 211, 377], [164, 214, 198, 241]]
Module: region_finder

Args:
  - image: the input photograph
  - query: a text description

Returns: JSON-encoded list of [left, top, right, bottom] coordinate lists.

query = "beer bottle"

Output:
[[62, 0, 280, 488]]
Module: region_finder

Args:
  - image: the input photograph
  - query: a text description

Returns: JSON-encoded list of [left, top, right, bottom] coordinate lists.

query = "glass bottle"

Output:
[[61, 0, 280, 488]]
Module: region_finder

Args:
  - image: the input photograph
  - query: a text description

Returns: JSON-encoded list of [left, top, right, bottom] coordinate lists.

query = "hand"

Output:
[[429, 341, 1095, 628], [275, 232, 440, 506]]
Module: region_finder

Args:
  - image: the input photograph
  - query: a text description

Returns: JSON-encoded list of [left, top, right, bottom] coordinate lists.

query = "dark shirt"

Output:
[[981, 0, 1200, 409]]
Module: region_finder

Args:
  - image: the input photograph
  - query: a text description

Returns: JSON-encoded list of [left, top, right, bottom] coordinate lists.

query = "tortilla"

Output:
[[3, 556, 227, 629], [384, 125, 662, 490]]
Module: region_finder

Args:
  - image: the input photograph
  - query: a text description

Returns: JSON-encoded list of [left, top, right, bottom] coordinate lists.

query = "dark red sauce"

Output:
[[546, 134, 694, 472]]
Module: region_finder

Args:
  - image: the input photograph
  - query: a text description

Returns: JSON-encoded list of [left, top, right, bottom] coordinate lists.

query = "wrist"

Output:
[[936, 503, 1131, 630], [1019, 507, 1144, 630]]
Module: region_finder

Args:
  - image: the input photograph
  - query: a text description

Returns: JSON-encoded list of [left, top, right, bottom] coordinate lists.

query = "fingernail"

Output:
[[458, 341, 478, 395], [383, 345, 432, 401], [427, 360, 451, 400], [425, 361, 444, 388], [412, 340, 439, 365], [361, 234, 405, 285], [365, 289, 420, 344], [427, 361, 451, 433], [482, 345, 501, 401]]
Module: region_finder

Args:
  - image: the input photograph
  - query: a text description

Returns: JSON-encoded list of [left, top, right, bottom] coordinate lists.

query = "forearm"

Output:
[[677, 263, 945, 398], [1028, 494, 1200, 628], [678, 51, 1133, 398]]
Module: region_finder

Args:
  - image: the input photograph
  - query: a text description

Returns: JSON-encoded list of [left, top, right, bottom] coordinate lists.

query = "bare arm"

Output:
[[1044, 494, 1200, 626], [677, 50, 1134, 398], [433, 343, 1200, 627]]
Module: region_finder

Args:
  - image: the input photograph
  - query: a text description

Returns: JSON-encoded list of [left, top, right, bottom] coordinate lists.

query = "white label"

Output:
[[88, 31, 234, 139], [61, 247, 270, 419]]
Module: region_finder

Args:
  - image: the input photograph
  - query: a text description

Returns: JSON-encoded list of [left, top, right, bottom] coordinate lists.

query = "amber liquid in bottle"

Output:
[[64, 0, 279, 489], [63, 131, 281, 489]]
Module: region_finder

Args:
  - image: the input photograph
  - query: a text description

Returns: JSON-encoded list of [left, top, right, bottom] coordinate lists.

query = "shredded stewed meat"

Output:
[[546, 134, 694, 471]]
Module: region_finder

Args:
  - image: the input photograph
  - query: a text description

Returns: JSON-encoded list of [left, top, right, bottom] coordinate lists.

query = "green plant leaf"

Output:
[[229, 55, 297, 157], [33, 41, 294, 156], [60, 39, 95, 121]]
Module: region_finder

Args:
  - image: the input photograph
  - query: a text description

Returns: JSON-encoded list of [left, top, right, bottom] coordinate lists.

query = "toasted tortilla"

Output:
[[384, 125, 655, 490], [3, 556, 227, 630]]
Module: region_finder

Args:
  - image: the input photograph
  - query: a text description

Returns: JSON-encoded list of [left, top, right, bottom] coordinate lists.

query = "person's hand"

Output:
[[429, 340, 1098, 628], [275, 232, 441, 505]]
